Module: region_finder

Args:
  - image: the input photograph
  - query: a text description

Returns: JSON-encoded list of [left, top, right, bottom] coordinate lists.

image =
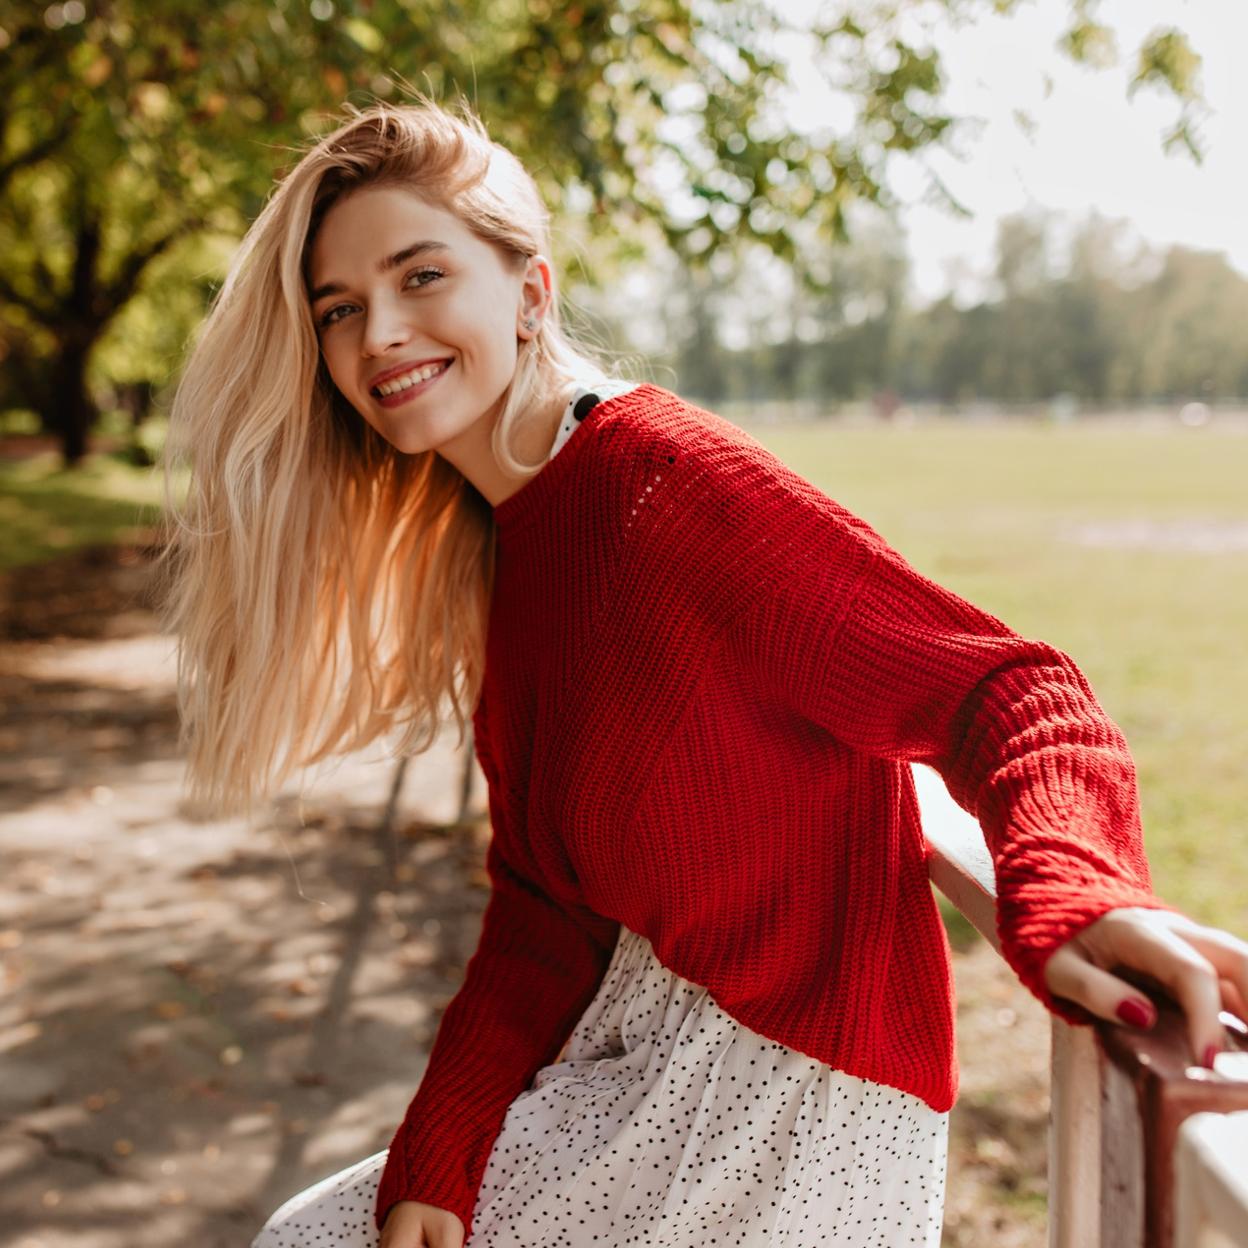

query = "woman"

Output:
[[158, 95, 1247, 1248]]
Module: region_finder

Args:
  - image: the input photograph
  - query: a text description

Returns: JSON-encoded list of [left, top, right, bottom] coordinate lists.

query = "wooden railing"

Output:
[[913, 763, 1248, 1248]]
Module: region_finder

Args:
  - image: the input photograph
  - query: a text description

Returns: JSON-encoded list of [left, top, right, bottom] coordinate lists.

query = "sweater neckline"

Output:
[[491, 382, 656, 534]]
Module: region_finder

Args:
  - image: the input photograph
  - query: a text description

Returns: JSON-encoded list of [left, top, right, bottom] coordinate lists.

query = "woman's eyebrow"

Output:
[[308, 239, 451, 304]]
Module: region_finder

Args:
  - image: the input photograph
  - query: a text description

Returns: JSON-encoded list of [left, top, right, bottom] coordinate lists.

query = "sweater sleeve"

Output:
[[718, 491, 1182, 1027], [373, 829, 619, 1238]]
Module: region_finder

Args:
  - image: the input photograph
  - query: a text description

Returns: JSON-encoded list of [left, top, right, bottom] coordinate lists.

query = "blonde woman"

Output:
[[160, 96, 1247, 1248]]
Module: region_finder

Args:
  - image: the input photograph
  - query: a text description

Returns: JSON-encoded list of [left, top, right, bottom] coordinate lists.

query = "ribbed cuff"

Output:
[[997, 881, 1184, 1024], [373, 1119, 480, 1239]]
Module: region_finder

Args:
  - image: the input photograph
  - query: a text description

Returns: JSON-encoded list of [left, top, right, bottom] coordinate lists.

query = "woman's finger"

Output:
[[1109, 922, 1227, 1066], [434, 1212, 466, 1248], [1136, 919, 1248, 1058], [1168, 924, 1248, 1032], [379, 1230, 426, 1248], [1219, 976, 1248, 1029], [1045, 943, 1158, 1029], [1047, 921, 1231, 1067]]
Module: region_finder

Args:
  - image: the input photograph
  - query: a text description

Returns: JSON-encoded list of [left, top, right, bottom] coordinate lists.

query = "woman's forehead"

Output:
[[307, 189, 484, 289]]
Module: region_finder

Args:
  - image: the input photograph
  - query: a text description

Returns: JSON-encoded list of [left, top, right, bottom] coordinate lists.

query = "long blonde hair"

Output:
[[158, 93, 616, 819]]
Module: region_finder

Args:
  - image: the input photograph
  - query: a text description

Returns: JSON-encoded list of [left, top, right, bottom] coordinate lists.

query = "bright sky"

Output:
[[778, 0, 1247, 307]]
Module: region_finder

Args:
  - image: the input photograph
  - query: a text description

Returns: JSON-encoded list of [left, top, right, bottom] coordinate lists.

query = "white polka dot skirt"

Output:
[[250, 1149, 387, 1246], [250, 923, 949, 1247]]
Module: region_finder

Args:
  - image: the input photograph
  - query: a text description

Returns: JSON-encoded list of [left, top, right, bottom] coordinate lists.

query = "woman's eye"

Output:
[[408, 266, 445, 289], [317, 267, 446, 328]]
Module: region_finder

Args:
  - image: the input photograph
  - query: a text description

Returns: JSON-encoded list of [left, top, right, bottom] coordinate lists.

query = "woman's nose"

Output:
[[360, 303, 413, 356]]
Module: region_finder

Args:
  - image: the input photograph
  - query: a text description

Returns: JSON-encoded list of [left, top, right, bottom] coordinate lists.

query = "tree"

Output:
[[1130, 245, 1248, 400], [993, 213, 1053, 302], [0, 0, 1207, 462]]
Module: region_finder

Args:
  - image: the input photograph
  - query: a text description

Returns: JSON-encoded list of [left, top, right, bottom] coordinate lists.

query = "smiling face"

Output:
[[306, 184, 547, 461]]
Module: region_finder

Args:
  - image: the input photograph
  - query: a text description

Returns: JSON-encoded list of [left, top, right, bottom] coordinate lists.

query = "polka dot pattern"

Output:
[[251, 1150, 386, 1246], [251, 926, 948, 1247], [467, 924, 949, 1245]]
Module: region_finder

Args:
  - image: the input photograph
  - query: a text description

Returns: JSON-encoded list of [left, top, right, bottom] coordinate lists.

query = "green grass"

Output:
[[935, 894, 983, 954], [754, 418, 1248, 936], [0, 451, 170, 571]]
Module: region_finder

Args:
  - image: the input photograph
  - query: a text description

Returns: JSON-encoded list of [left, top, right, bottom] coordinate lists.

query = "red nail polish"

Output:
[[1203, 1044, 1221, 1070], [1116, 998, 1155, 1028]]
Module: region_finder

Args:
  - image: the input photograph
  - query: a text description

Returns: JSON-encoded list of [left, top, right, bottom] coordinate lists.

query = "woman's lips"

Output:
[[373, 360, 453, 408]]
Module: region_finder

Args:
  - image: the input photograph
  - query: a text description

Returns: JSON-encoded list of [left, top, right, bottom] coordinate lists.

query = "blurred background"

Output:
[[1, 1, 1244, 1245]]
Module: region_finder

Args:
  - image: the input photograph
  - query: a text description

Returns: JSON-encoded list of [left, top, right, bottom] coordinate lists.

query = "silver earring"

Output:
[[523, 316, 537, 331]]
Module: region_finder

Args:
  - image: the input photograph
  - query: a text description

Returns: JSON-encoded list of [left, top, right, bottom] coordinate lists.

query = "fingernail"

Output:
[[1203, 1043, 1222, 1070], [1116, 998, 1156, 1028]]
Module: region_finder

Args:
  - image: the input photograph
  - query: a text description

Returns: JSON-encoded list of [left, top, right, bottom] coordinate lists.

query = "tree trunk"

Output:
[[53, 207, 104, 467], [50, 336, 95, 467], [121, 379, 155, 467]]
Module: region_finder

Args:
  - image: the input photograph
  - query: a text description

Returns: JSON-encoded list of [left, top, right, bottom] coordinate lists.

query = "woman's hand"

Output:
[[1043, 906, 1248, 1068], [379, 1200, 466, 1248]]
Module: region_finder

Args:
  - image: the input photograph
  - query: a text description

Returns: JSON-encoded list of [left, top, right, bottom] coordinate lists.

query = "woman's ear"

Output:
[[517, 255, 554, 339]]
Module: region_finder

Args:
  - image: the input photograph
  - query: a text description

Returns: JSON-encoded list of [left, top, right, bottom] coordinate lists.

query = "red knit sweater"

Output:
[[374, 383, 1178, 1236]]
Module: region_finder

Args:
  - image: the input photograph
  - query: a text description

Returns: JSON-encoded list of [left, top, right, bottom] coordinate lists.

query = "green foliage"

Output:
[[1130, 28, 1209, 161], [0, 0, 1210, 461], [648, 211, 1248, 405], [0, 452, 168, 570], [1059, 19, 1118, 70]]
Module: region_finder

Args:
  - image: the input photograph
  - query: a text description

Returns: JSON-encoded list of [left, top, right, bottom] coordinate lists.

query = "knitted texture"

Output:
[[374, 383, 1179, 1237]]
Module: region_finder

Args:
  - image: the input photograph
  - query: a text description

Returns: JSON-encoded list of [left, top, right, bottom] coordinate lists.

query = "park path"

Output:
[[0, 544, 1049, 1248]]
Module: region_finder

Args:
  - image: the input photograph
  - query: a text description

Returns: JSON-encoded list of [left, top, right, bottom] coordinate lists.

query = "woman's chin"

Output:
[[386, 432, 433, 456], [359, 416, 433, 456]]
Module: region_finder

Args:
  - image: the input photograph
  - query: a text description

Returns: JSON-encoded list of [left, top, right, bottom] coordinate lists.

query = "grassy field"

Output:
[[3, 418, 1246, 933], [0, 450, 169, 570], [751, 416, 1248, 936]]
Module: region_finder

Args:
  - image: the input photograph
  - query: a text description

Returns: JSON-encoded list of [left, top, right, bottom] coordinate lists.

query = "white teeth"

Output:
[[375, 360, 449, 396]]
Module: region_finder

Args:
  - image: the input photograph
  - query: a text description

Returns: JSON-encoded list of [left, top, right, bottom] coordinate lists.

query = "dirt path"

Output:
[[0, 546, 1048, 1247]]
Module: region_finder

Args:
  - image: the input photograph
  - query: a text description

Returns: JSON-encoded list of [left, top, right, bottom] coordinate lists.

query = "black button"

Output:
[[573, 392, 600, 421]]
